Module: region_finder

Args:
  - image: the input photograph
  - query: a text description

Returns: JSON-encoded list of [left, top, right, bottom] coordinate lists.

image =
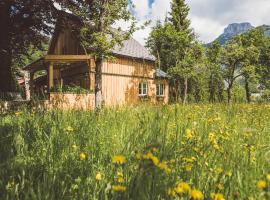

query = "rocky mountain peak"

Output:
[[224, 22, 254, 35]]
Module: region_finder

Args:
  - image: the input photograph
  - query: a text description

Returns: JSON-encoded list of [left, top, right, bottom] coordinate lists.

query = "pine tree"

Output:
[[169, 0, 192, 35]]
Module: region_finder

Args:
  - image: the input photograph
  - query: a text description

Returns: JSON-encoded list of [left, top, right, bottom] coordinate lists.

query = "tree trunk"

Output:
[[0, 2, 14, 94], [95, 56, 103, 110], [245, 78, 251, 103], [174, 79, 180, 102], [209, 74, 214, 103], [183, 77, 188, 105], [24, 71, 31, 101], [227, 86, 232, 104]]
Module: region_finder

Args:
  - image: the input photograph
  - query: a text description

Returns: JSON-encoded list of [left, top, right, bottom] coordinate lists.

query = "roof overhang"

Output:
[[23, 55, 94, 73]]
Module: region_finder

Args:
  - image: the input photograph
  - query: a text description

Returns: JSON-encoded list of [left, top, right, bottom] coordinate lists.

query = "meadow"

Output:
[[0, 104, 270, 200]]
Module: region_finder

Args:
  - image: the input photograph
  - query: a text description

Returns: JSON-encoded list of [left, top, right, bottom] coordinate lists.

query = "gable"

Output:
[[48, 25, 84, 55], [48, 15, 155, 61]]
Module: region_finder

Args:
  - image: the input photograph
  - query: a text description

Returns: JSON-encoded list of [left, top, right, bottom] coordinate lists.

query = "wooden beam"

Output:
[[45, 55, 92, 62], [29, 72, 34, 98], [48, 63, 54, 89], [88, 59, 91, 90]]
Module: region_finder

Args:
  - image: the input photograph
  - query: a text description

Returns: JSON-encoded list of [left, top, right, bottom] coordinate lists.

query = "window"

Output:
[[139, 83, 148, 96], [156, 83, 165, 97]]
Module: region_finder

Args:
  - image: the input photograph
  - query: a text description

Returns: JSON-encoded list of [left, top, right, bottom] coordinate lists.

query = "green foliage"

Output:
[[1, 104, 270, 199], [206, 41, 224, 102], [0, 0, 56, 92], [57, 0, 136, 59], [169, 0, 192, 35]]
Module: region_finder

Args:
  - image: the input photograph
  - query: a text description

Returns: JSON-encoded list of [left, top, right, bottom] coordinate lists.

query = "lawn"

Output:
[[0, 104, 270, 200]]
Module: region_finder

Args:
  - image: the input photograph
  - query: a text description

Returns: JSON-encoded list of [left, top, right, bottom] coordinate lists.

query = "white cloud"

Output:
[[191, 17, 224, 43], [133, 0, 150, 20], [127, 0, 270, 45]]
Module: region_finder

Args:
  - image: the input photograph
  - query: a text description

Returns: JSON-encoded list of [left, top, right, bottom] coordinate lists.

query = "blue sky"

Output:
[[127, 0, 270, 45]]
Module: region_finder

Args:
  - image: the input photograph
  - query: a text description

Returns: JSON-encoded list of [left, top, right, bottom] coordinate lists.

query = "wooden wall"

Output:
[[90, 57, 169, 106], [51, 29, 83, 55], [48, 28, 169, 107]]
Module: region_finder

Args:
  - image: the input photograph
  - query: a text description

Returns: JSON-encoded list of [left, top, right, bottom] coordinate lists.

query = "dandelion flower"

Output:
[[210, 193, 225, 200], [151, 156, 159, 166], [190, 189, 204, 200], [158, 162, 171, 173], [117, 177, 125, 183], [65, 126, 74, 132], [95, 173, 102, 181], [112, 155, 126, 165], [79, 152, 86, 161], [175, 182, 191, 194], [185, 163, 193, 172], [112, 185, 126, 192], [267, 174, 270, 182], [117, 172, 124, 177], [186, 129, 193, 139], [257, 180, 267, 189]]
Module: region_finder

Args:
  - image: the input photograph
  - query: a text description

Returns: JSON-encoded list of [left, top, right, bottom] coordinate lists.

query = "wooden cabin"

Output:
[[24, 17, 169, 109]]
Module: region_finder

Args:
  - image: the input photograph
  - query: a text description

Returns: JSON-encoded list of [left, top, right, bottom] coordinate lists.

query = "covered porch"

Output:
[[24, 55, 96, 109]]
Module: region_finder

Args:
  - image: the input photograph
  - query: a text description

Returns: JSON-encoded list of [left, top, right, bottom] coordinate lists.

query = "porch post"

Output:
[[48, 62, 54, 90], [88, 59, 91, 90], [29, 72, 34, 99]]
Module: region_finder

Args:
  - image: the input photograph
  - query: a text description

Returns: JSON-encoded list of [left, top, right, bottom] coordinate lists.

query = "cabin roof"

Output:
[[112, 37, 155, 61], [155, 69, 169, 78]]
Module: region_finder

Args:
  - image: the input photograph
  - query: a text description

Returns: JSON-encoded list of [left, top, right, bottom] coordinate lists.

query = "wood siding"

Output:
[[51, 29, 83, 55], [44, 28, 169, 108], [90, 57, 169, 106]]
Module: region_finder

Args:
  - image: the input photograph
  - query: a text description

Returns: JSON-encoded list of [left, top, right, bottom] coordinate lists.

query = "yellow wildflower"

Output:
[[186, 129, 193, 139], [117, 177, 125, 183], [210, 193, 225, 200], [257, 180, 267, 189], [208, 133, 215, 142], [72, 144, 77, 150], [185, 163, 193, 172], [79, 152, 86, 161], [117, 172, 124, 177], [175, 182, 191, 194], [151, 155, 159, 166], [167, 188, 176, 197], [112, 155, 126, 165], [190, 189, 204, 200], [225, 171, 232, 177], [143, 152, 154, 159], [95, 173, 102, 181], [216, 168, 223, 174], [217, 183, 224, 190], [65, 126, 74, 132], [112, 185, 126, 192], [158, 162, 171, 173], [15, 111, 23, 116], [267, 174, 270, 181]]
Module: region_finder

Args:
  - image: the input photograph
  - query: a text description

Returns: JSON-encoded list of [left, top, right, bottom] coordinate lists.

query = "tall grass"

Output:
[[0, 104, 270, 200]]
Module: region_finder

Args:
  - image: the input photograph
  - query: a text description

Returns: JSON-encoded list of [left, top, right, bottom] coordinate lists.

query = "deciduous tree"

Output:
[[0, 0, 56, 94]]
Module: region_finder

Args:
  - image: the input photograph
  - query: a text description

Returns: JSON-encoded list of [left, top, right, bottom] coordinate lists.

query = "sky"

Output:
[[126, 0, 270, 45]]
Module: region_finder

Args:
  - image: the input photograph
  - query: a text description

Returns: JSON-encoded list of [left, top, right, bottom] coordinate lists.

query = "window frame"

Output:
[[156, 83, 165, 97], [139, 82, 148, 97]]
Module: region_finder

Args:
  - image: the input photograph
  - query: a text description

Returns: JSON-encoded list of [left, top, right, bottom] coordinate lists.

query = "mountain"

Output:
[[208, 22, 270, 46]]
